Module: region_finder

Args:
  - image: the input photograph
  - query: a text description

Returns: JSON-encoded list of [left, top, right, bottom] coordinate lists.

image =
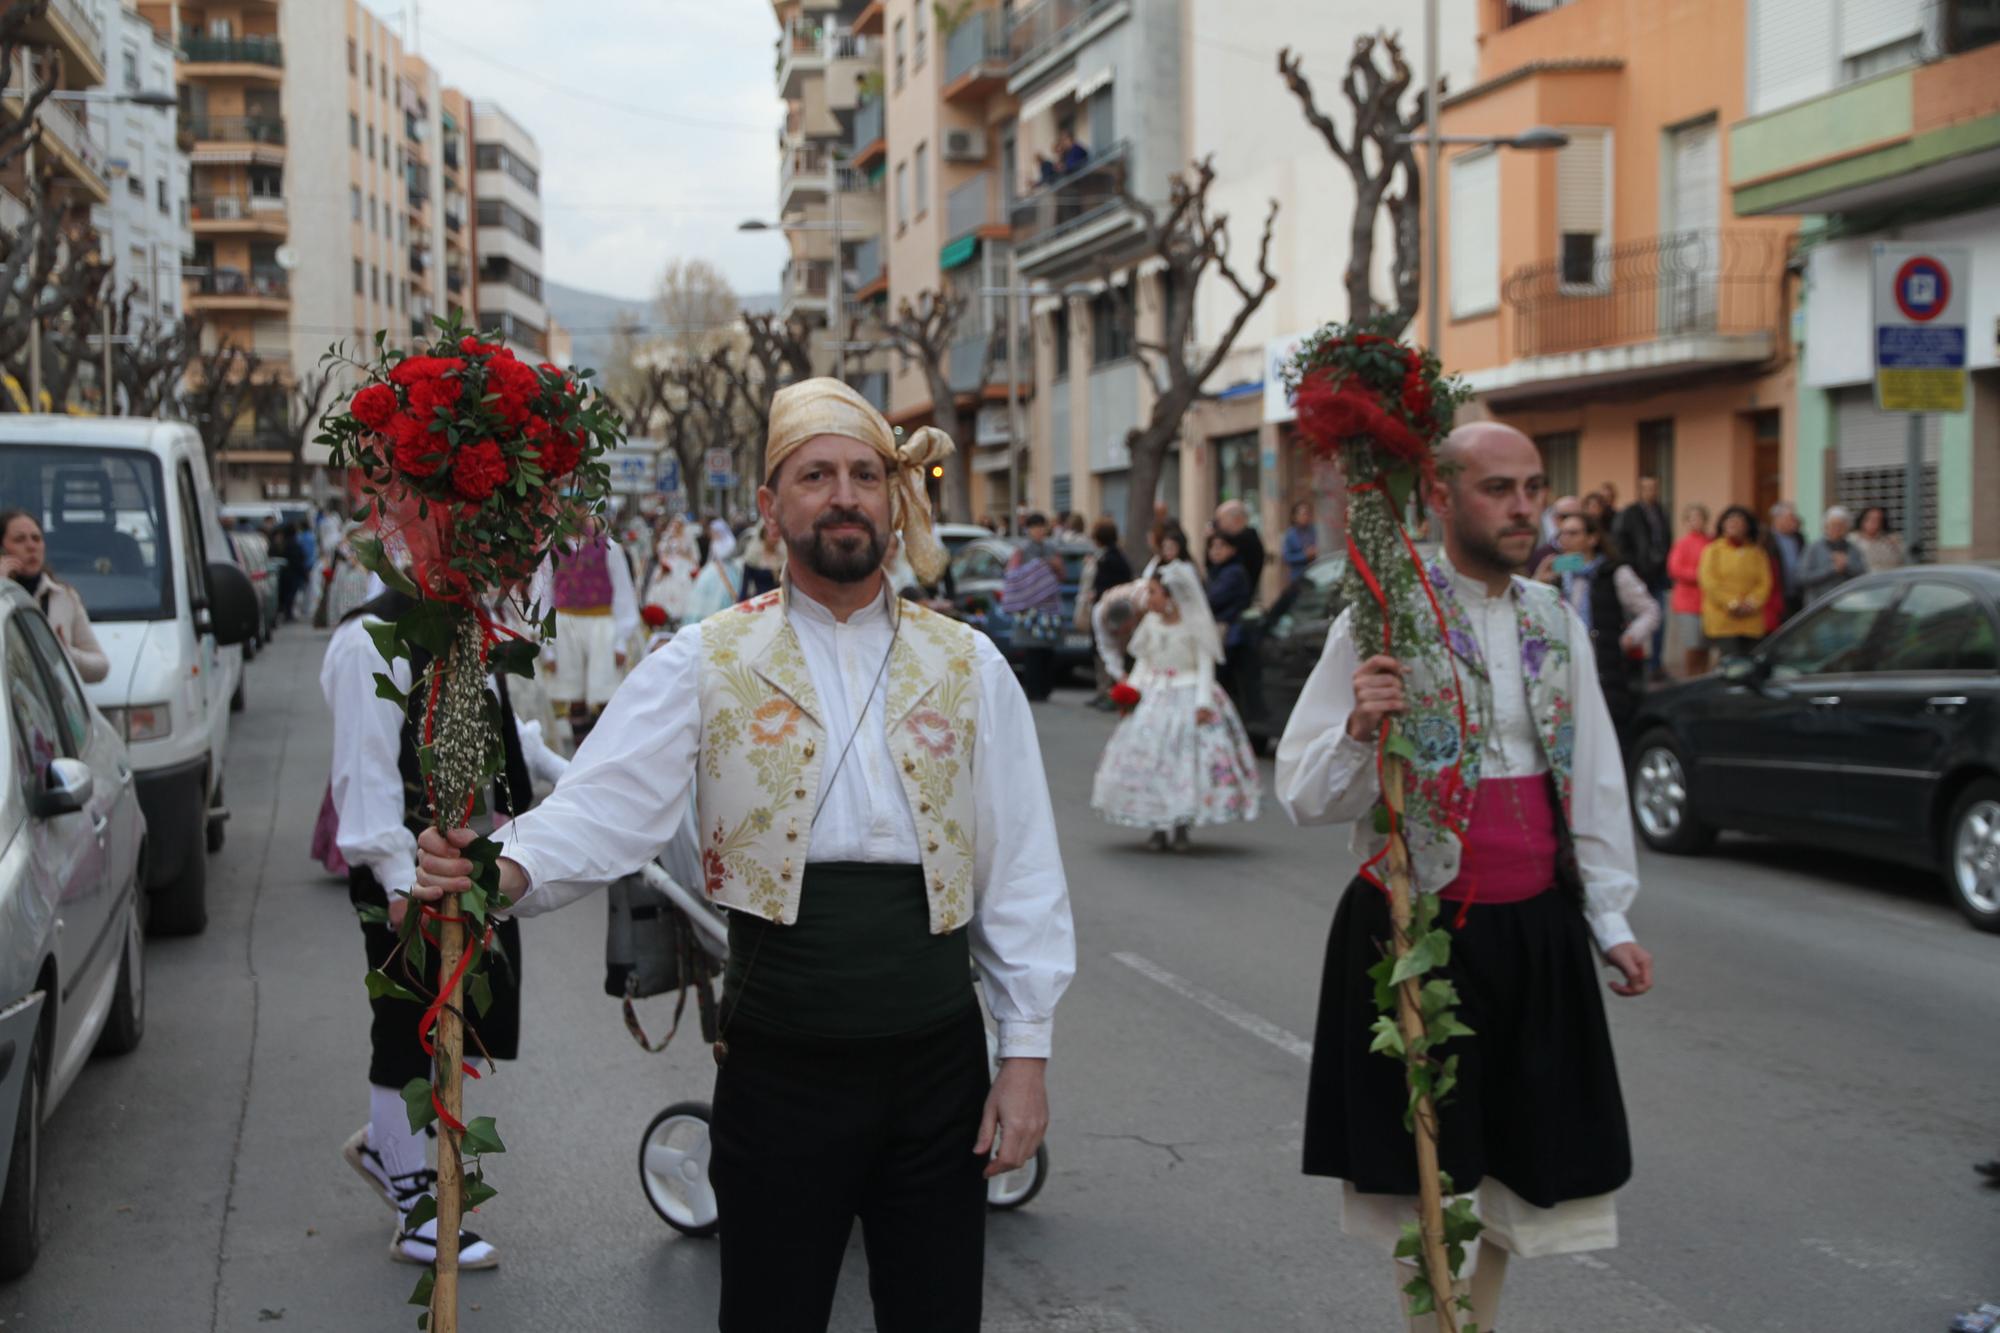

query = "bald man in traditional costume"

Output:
[[412, 379, 1076, 1332], [1276, 423, 1655, 1331]]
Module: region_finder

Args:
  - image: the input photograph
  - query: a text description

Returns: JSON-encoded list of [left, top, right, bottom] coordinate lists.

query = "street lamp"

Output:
[[49, 89, 178, 109]]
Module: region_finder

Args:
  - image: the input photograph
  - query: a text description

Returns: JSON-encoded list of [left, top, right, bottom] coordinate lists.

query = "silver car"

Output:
[[0, 581, 147, 1277]]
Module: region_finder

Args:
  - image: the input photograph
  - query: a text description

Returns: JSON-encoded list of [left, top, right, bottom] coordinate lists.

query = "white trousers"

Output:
[[550, 611, 623, 708], [1341, 1179, 1618, 1263]]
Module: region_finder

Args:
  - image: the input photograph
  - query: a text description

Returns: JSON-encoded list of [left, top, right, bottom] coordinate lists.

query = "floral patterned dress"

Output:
[[1090, 614, 1262, 831]]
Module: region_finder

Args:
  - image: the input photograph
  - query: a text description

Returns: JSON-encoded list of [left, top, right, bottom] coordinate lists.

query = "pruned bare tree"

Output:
[[1106, 156, 1279, 565], [252, 368, 336, 497], [654, 257, 739, 361], [878, 288, 970, 521], [714, 310, 813, 482], [110, 299, 204, 418], [1279, 32, 1425, 333], [181, 339, 263, 480]]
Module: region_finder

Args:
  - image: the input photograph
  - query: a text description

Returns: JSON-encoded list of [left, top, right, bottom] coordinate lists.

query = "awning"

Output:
[[939, 234, 978, 271], [1018, 71, 1077, 124], [1076, 60, 1113, 101]]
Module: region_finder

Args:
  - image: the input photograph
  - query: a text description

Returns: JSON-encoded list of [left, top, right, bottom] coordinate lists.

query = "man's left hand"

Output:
[[1604, 942, 1654, 997], [975, 1057, 1048, 1179]]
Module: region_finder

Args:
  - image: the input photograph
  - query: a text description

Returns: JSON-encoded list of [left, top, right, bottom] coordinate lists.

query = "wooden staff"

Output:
[[1382, 751, 1460, 1333], [430, 889, 466, 1333]]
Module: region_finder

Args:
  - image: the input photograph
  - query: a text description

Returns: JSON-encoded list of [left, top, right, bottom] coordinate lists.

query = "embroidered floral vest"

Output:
[[695, 589, 982, 932], [1371, 562, 1579, 895], [553, 533, 614, 611]]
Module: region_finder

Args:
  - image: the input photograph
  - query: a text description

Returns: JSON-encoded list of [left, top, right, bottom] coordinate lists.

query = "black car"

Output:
[[1239, 553, 1348, 751], [1627, 565, 2000, 932], [948, 536, 1097, 674]]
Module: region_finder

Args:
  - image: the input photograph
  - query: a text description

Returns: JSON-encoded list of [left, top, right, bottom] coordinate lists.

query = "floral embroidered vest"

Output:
[[553, 533, 614, 611], [695, 588, 982, 932], [1377, 562, 1580, 895]]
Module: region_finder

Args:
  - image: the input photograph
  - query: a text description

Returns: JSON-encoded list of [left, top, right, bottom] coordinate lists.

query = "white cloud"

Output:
[[384, 0, 790, 301]]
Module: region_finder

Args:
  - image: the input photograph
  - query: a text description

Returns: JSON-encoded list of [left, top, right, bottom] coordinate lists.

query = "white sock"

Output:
[[369, 1083, 428, 1183]]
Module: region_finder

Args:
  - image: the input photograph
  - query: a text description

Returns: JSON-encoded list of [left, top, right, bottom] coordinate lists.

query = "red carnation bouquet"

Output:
[[318, 318, 619, 1328], [1108, 680, 1142, 715], [1285, 320, 1467, 477]]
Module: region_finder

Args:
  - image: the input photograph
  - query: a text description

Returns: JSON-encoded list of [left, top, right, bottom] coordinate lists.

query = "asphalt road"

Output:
[[5, 628, 1996, 1331]]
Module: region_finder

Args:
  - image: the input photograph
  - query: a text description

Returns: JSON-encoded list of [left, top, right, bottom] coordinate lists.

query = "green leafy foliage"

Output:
[[365, 970, 421, 1005], [461, 1116, 507, 1157], [401, 1077, 437, 1134]]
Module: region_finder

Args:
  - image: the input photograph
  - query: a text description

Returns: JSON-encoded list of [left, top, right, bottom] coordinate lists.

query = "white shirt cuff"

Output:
[[995, 1017, 1052, 1060], [1587, 910, 1635, 954], [369, 861, 417, 899]]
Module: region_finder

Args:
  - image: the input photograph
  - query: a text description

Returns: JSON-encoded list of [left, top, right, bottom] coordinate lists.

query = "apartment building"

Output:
[[862, 0, 1025, 519], [1429, 0, 1799, 537], [772, 1, 890, 411], [472, 101, 548, 359], [1731, 0, 2000, 560], [92, 0, 189, 334]]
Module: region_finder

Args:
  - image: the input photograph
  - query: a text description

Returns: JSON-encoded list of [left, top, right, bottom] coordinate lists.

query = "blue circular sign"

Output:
[[1894, 256, 1951, 322]]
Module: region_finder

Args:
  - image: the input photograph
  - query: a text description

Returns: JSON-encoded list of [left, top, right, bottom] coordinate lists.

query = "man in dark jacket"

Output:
[[1206, 529, 1255, 716], [1214, 500, 1265, 592], [1612, 477, 1671, 675]]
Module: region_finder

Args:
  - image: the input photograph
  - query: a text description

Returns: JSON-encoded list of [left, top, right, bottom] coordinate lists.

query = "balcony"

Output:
[[192, 266, 290, 312], [445, 209, 464, 234], [1731, 19, 2000, 217], [190, 114, 285, 146], [948, 325, 1033, 394], [410, 245, 430, 275], [190, 191, 288, 236], [944, 171, 1007, 249], [944, 10, 1009, 101], [1008, 140, 1138, 275], [478, 311, 546, 357], [1008, 0, 1127, 86], [851, 235, 886, 299], [179, 32, 284, 76], [778, 19, 873, 99], [781, 260, 831, 317], [11, 95, 107, 203], [443, 140, 461, 171], [1472, 228, 1785, 403], [447, 268, 466, 295], [24, 0, 106, 88], [850, 95, 885, 171], [779, 142, 833, 213]]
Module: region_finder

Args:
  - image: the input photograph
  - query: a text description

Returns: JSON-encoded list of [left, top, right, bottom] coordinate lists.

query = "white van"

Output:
[[0, 418, 259, 935]]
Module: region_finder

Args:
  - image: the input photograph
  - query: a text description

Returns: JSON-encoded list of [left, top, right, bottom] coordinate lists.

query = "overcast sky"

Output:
[[383, 0, 788, 304]]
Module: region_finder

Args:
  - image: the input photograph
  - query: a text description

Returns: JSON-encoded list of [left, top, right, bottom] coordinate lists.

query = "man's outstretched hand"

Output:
[[1604, 941, 1654, 997], [975, 1058, 1049, 1180], [414, 825, 527, 901]]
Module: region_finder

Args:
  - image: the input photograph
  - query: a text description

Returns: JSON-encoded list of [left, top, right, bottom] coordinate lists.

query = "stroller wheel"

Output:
[[639, 1101, 720, 1237], [987, 1142, 1049, 1211]]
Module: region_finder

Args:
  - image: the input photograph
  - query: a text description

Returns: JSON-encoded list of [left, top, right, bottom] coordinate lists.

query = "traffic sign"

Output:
[[656, 456, 681, 494], [704, 447, 736, 492], [1874, 244, 1967, 413]]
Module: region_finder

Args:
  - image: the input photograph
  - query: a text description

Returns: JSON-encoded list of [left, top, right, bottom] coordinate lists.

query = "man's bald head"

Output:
[[1215, 499, 1249, 534], [1429, 421, 1548, 587], [1437, 421, 1536, 485]]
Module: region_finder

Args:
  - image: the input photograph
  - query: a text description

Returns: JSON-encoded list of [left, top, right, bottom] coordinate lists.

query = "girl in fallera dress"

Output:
[[1091, 560, 1261, 849]]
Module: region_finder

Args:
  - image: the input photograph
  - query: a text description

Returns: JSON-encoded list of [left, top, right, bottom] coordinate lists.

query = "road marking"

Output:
[[1111, 951, 1314, 1063]]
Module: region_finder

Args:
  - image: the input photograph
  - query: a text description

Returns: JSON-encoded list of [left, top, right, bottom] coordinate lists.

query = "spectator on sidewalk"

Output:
[[1613, 476, 1672, 675], [1851, 505, 1904, 572], [1666, 504, 1712, 678], [1800, 505, 1869, 605], [1205, 529, 1255, 713], [1768, 501, 1807, 619], [1003, 512, 1065, 701], [0, 508, 108, 682], [1532, 494, 1582, 571], [1084, 516, 1132, 710], [1213, 499, 1265, 592], [1554, 510, 1658, 745], [1281, 500, 1318, 584], [1699, 505, 1772, 660]]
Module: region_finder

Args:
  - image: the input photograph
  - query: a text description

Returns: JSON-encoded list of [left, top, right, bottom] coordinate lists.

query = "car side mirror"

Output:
[[203, 560, 260, 647], [36, 757, 92, 817]]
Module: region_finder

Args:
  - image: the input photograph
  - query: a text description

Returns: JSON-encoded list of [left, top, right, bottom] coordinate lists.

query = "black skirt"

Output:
[[1303, 877, 1631, 1209]]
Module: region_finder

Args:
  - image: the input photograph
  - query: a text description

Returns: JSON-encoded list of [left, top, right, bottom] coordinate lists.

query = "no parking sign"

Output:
[[1873, 244, 1968, 412]]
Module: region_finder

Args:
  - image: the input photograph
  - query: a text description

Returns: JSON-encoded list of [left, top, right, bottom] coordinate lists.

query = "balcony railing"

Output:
[[948, 325, 1034, 392], [1008, 139, 1129, 253], [197, 267, 289, 299], [36, 97, 103, 181], [945, 9, 1009, 86], [443, 140, 461, 171], [180, 32, 284, 67], [781, 143, 832, 197], [447, 268, 466, 294], [1504, 228, 1786, 359], [410, 245, 429, 274], [188, 114, 285, 145], [854, 371, 889, 413], [946, 171, 999, 241], [1008, 0, 1121, 72], [445, 210, 463, 233], [850, 95, 884, 154], [190, 190, 285, 222], [782, 261, 831, 310], [851, 235, 883, 290], [45, 0, 103, 56]]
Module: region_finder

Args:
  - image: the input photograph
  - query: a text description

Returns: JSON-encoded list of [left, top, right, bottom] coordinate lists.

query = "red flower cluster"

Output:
[[451, 440, 510, 501], [639, 603, 669, 629], [1286, 324, 1462, 466], [1108, 681, 1142, 714], [1294, 372, 1425, 461]]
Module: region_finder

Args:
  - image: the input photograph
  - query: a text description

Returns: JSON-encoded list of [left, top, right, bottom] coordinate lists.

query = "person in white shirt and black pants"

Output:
[[1276, 423, 1656, 1333], [410, 379, 1076, 1333]]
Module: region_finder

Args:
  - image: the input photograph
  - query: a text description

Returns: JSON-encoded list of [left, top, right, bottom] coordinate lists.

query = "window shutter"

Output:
[[1751, 0, 1836, 113], [1449, 150, 1499, 319], [1556, 128, 1609, 238], [1668, 119, 1719, 236], [1838, 0, 1924, 57]]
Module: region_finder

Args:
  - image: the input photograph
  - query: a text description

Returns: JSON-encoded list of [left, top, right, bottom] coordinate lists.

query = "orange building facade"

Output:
[[1429, 0, 1799, 527]]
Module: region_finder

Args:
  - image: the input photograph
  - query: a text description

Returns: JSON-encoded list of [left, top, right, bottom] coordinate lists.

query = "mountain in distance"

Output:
[[544, 279, 780, 377]]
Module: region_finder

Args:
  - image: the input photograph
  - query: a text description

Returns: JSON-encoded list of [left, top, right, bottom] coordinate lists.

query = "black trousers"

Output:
[[710, 1004, 990, 1333], [1019, 645, 1056, 701]]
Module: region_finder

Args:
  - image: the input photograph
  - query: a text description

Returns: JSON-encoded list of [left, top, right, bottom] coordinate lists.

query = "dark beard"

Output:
[[1452, 519, 1536, 578], [787, 506, 886, 584]]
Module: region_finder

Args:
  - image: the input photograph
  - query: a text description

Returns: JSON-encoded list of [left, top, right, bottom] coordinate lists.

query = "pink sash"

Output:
[[1440, 775, 1557, 905]]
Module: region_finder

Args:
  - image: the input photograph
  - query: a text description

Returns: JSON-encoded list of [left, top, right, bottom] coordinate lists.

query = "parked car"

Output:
[[0, 581, 149, 1277], [1627, 565, 2000, 932], [947, 536, 1096, 674], [225, 526, 280, 652], [0, 418, 259, 936], [1240, 552, 1349, 752], [886, 522, 995, 598]]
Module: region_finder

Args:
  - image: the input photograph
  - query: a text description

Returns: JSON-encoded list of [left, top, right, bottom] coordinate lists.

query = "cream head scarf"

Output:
[[764, 376, 955, 584]]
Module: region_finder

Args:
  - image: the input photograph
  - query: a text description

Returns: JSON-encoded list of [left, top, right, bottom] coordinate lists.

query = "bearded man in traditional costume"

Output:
[[1276, 422, 1655, 1332], [411, 378, 1076, 1333]]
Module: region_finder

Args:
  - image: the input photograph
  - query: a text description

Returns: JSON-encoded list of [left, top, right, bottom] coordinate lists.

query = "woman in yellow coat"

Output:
[[1697, 505, 1772, 660]]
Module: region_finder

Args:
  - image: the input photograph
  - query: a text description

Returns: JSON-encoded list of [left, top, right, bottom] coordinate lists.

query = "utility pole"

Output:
[[1424, 0, 1441, 356]]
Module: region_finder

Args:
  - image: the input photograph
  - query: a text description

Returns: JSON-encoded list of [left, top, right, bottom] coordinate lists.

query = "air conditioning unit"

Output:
[[942, 128, 986, 163]]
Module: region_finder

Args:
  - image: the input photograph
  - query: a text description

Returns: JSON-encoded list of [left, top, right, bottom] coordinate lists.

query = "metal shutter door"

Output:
[[1838, 0, 1925, 56], [1449, 150, 1499, 318]]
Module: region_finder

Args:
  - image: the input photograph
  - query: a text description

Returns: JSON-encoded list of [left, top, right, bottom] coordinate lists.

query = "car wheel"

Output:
[[230, 675, 246, 713], [95, 892, 146, 1057], [1629, 730, 1715, 854], [150, 834, 209, 937], [0, 1026, 44, 1280], [1944, 779, 2000, 932], [206, 780, 226, 855]]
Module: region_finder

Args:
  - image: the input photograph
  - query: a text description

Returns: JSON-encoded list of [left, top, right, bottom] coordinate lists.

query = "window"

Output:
[[1874, 584, 2000, 673], [349, 113, 359, 149], [1090, 290, 1130, 364], [20, 601, 91, 758], [1534, 431, 1579, 498], [156, 178, 168, 214], [1556, 127, 1610, 288], [348, 39, 357, 75], [893, 18, 906, 89], [371, 265, 380, 304], [914, 143, 929, 217], [1766, 583, 1899, 679], [895, 161, 908, 229], [1089, 85, 1115, 152], [126, 174, 143, 199], [913, 1, 927, 68], [473, 143, 539, 194], [367, 125, 375, 158], [0, 445, 169, 620], [368, 194, 377, 231], [121, 48, 139, 93], [350, 186, 361, 221], [1052, 306, 1070, 379], [8, 623, 69, 803], [354, 258, 363, 294], [366, 53, 373, 89], [1449, 150, 1499, 317]]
